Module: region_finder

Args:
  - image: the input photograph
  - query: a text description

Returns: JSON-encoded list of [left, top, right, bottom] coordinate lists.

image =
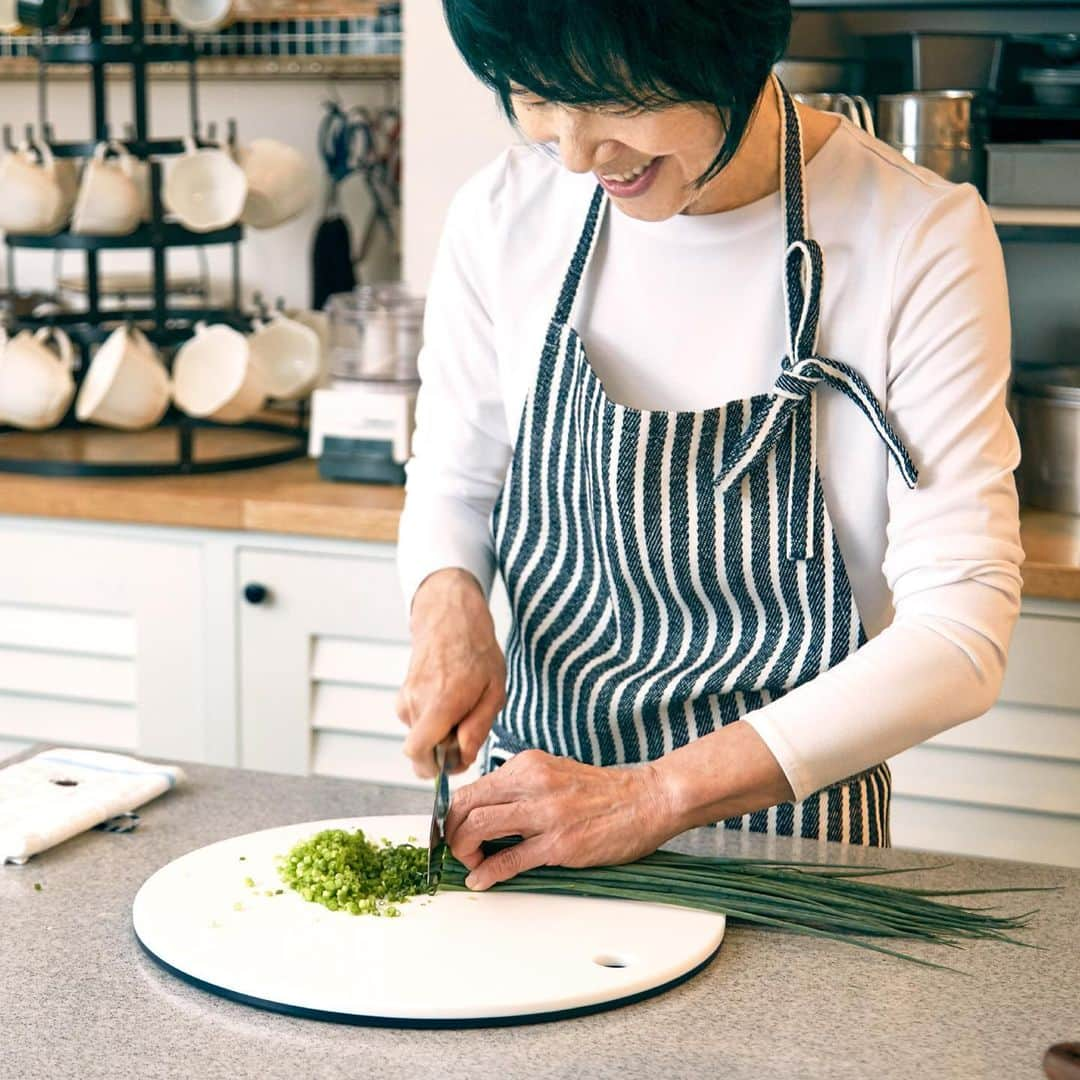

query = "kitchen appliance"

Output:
[[987, 142, 1080, 208], [1012, 365, 1080, 515], [131, 814, 727, 1025], [1019, 65, 1080, 107], [877, 90, 988, 189], [308, 377, 416, 484]]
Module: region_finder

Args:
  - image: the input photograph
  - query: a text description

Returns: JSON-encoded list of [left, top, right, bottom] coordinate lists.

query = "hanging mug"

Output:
[[173, 322, 267, 423], [248, 312, 322, 401], [236, 138, 315, 230], [76, 325, 171, 430], [164, 137, 247, 233], [71, 141, 143, 236], [0, 142, 66, 235], [0, 326, 76, 430]]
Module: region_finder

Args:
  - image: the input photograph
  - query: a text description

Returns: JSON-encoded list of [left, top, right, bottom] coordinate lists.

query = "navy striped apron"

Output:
[[484, 74, 919, 846]]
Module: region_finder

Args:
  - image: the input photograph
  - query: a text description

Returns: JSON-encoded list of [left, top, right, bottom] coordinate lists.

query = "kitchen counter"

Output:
[[2, 752, 1077, 1080], [0, 440, 1077, 598]]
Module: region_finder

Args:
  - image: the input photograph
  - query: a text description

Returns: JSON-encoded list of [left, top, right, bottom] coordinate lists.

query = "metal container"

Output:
[[794, 92, 875, 135], [1012, 366, 1080, 515], [877, 90, 988, 189], [987, 142, 1080, 209], [1019, 66, 1080, 108]]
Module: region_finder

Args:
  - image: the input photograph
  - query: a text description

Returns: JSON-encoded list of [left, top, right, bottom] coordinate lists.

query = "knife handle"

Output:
[[435, 733, 461, 773]]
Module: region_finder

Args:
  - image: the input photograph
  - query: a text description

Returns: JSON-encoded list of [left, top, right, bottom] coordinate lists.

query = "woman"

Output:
[[396, 1, 1023, 891]]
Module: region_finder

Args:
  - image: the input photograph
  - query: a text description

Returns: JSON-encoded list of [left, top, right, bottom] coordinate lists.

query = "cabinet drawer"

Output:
[[1000, 612, 1080, 710]]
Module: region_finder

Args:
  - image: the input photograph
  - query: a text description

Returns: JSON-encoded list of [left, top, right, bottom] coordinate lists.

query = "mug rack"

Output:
[[0, 0, 308, 476]]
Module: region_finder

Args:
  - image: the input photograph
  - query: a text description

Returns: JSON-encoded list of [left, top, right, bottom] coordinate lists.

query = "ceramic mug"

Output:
[[0, 325, 75, 430], [248, 313, 322, 401], [71, 141, 142, 236], [164, 138, 247, 233], [166, 0, 235, 32], [75, 325, 171, 430], [236, 138, 315, 230], [0, 142, 65, 235], [0, 0, 26, 33], [288, 308, 330, 387], [173, 322, 267, 422]]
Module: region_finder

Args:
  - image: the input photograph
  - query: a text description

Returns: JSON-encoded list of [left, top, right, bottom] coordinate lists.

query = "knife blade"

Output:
[[426, 734, 459, 891]]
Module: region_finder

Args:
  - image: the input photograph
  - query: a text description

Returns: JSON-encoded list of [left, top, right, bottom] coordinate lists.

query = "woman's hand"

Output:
[[444, 750, 677, 890], [397, 568, 506, 779]]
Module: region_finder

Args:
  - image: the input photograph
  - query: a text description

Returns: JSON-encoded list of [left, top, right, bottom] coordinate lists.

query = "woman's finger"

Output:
[[449, 801, 539, 864], [450, 678, 506, 771], [464, 835, 549, 891]]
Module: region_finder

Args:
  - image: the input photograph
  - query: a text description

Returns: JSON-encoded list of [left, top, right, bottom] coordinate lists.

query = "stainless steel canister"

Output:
[[1012, 366, 1080, 515], [876, 90, 987, 189]]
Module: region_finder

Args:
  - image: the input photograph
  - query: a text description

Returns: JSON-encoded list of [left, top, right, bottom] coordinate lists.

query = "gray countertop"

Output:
[[2, 751, 1077, 1080]]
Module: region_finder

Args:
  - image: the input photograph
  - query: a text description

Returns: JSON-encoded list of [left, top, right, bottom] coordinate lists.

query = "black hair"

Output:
[[442, 0, 792, 188]]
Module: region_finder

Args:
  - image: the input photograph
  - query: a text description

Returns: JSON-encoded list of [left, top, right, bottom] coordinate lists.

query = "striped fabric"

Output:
[[484, 74, 912, 845]]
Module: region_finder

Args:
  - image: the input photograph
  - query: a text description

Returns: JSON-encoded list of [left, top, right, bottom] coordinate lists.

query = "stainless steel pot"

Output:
[[877, 90, 988, 189], [1012, 366, 1080, 515]]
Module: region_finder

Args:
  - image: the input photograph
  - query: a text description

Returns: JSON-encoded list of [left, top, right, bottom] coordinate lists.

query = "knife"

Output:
[[426, 734, 460, 892]]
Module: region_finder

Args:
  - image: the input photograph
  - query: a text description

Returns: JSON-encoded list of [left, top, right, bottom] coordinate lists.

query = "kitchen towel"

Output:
[[0, 747, 184, 864]]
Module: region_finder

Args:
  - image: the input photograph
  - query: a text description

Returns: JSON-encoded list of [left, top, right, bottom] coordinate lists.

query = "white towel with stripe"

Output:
[[0, 748, 184, 864]]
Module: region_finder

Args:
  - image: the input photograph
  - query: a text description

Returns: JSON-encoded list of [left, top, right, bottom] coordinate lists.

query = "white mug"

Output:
[[172, 322, 266, 423], [71, 141, 142, 236], [288, 308, 330, 387], [0, 326, 75, 430], [236, 138, 315, 230], [0, 143, 65, 235], [0, 0, 22, 31], [164, 138, 247, 233], [75, 325, 171, 430], [248, 313, 322, 401], [167, 0, 235, 32]]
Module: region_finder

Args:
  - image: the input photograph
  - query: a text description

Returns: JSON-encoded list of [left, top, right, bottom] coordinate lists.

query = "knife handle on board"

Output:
[[1045, 1043, 1080, 1080]]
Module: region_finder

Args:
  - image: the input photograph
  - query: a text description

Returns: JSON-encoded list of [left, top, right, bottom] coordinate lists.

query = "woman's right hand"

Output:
[[397, 568, 507, 779]]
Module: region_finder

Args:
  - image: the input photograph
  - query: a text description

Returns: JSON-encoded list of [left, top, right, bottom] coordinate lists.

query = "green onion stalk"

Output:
[[280, 830, 1048, 971]]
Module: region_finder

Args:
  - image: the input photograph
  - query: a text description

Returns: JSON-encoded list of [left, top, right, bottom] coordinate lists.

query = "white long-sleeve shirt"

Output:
[[398, 114, 1024, 802]]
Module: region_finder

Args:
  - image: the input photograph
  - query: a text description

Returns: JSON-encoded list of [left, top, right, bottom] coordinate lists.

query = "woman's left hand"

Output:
[[444, 750, 676, 890]]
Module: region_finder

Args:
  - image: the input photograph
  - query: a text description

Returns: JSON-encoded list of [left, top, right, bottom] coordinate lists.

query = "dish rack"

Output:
[[0, 0, 307, 476]]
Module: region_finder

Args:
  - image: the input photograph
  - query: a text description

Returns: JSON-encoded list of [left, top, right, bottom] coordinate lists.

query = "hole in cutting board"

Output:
[[50, 779, 78, 787], [593, 954, 632, 969]]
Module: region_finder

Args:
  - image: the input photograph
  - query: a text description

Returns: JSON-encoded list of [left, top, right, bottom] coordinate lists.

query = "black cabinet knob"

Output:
[[243, 582, 270, 605]]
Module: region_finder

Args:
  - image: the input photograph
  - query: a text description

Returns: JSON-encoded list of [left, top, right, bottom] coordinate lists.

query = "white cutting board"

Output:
[[132, 815, 725, 1026]]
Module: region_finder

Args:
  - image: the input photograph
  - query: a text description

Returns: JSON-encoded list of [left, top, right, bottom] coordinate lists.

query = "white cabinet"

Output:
[[238, 545, 420, 785], [890, 597, 1080, 867], [0, 519, 206, 763], [2, 512, 1078, 865]]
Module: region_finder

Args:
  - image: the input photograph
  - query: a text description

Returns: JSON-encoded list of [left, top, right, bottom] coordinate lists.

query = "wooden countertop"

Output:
[[0, 432, 1076, 600]]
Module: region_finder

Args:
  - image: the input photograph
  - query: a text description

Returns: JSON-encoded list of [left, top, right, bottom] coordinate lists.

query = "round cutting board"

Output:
[[132, 815, 726, 1027]]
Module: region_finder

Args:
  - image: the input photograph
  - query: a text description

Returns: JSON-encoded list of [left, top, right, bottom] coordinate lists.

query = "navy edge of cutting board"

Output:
[[134, 926, 723, 1029]]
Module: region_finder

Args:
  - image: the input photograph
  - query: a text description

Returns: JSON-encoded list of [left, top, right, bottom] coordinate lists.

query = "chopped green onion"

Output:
[[243, 876, 255, 888], [33, 882, 42, 892]]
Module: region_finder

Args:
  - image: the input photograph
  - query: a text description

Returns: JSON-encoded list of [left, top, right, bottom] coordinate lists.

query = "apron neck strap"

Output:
[[551, 184, 609, 328]]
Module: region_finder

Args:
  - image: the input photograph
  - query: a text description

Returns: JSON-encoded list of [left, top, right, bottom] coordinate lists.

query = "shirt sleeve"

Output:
[[744, 182, 1025, 803], [397, 169, 513, 609]]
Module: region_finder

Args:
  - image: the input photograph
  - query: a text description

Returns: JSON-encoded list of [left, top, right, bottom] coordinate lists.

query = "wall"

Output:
[[0, 73, 400, 311], [401, 0, 510, 292]]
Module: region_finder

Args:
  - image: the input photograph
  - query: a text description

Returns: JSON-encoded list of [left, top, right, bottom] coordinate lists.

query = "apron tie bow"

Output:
[[714, 243, 919, 561]]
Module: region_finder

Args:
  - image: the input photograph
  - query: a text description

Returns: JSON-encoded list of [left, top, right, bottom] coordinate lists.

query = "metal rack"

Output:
[[0, 0, 308, 476]]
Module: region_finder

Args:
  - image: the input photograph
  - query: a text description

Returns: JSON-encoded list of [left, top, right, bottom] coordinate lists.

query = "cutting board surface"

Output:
[[132, 815, 726, 1025]]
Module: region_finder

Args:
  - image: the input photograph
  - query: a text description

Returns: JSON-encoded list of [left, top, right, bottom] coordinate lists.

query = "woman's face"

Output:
[[510, 88, 733, 221]]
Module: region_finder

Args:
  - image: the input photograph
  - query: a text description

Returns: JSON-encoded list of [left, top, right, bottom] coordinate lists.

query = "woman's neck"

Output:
[[683, 84, 840, 216]]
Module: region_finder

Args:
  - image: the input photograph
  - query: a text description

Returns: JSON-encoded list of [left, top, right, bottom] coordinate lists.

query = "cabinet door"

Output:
[[238, 546, 480, 789], [890, 601, 1080, 868], [0, 523, 205, 762]]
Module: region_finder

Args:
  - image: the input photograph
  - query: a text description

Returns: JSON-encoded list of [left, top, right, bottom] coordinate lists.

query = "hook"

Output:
[[2, 125, 15, 152], [42, 121, 55, 145], [226, 117, 237, 150], [251, 290, 270, 320], [207, 120, 218, 144], [24, 123, 37, 151]]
